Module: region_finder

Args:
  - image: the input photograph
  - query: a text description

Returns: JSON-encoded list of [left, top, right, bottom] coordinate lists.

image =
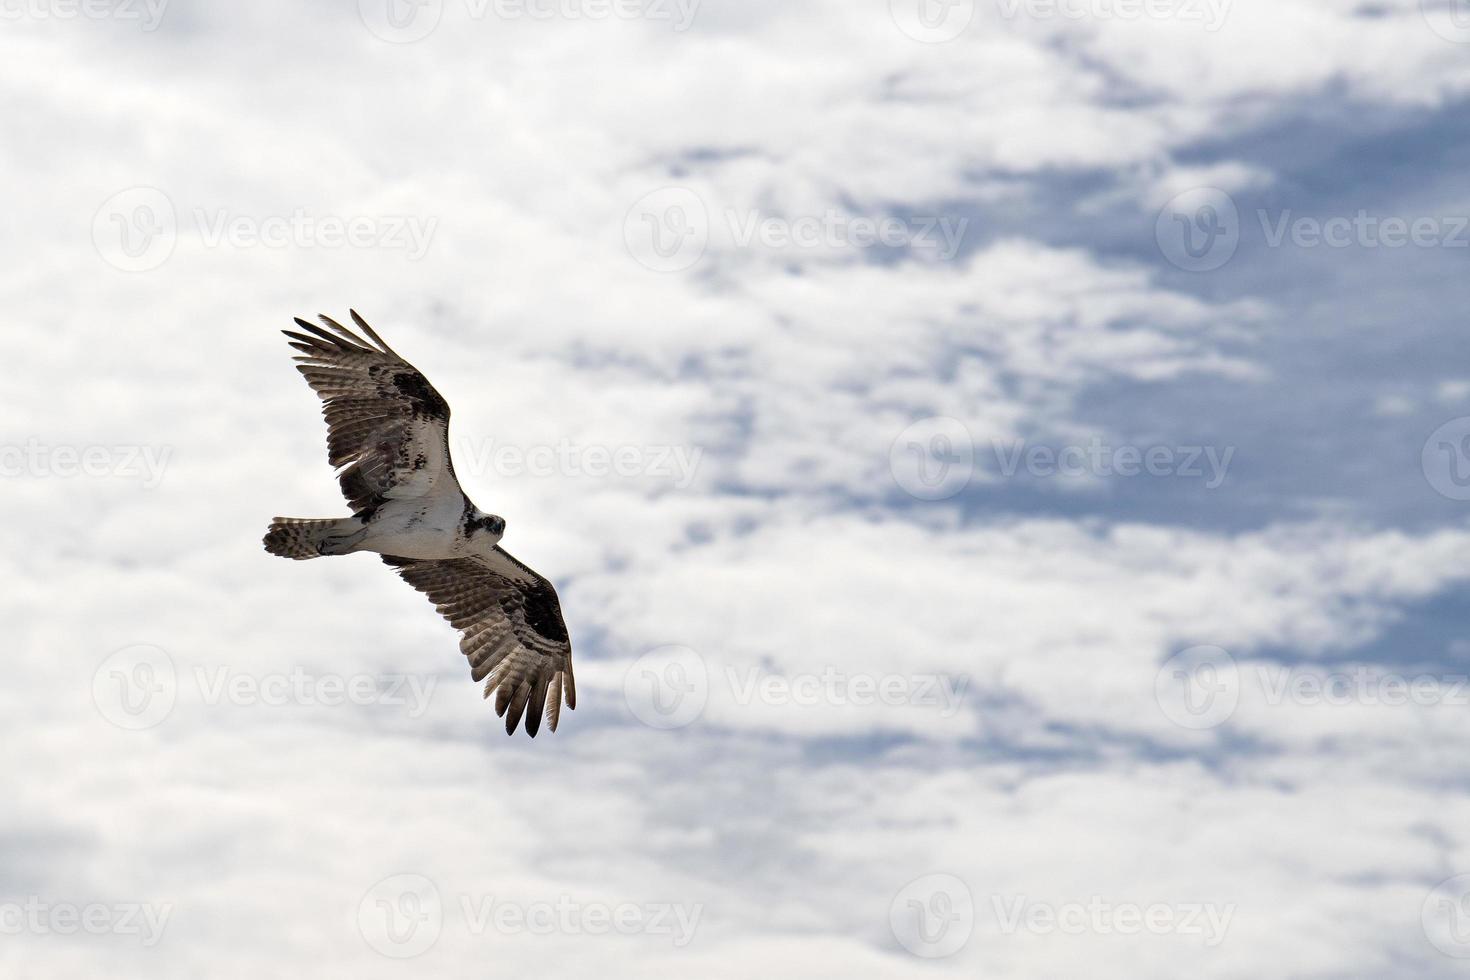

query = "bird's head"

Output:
[[464, 509, 506, 547]]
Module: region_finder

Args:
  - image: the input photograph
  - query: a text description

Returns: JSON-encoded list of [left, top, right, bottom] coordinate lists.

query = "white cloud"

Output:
[[2, 1, 1468, 976]]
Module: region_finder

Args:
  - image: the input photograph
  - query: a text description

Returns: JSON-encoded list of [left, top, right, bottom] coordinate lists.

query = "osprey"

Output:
[[262, 311, 575, 737]]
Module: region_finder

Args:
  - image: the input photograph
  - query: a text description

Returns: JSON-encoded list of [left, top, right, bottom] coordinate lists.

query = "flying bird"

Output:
[[262, 311, 574, 737]]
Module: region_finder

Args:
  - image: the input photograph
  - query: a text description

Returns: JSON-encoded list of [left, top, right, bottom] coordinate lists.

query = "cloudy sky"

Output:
[[5, 0, 1470, 975]]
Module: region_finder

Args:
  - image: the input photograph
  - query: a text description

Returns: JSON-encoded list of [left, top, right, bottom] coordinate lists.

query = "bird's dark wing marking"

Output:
[[281, 310, 460, 514], [383, 548, 575, 737]]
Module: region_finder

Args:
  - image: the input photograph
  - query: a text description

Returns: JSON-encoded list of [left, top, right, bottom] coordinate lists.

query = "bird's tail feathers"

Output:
[[262, 517, 361, 560]]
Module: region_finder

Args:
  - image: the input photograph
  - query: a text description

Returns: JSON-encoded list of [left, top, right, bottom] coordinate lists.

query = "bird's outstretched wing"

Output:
[[283, 311, 460, 514], [384, 548, 576, 737]]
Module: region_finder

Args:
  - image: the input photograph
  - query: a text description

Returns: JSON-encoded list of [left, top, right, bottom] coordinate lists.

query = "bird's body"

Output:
[[364, 495, 489, 559], [335, 493, 499, 560], [262, 311, 575, 737]]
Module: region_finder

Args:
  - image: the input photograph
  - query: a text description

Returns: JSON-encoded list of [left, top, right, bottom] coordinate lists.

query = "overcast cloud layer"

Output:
[[5, 0, 1470, 976]]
